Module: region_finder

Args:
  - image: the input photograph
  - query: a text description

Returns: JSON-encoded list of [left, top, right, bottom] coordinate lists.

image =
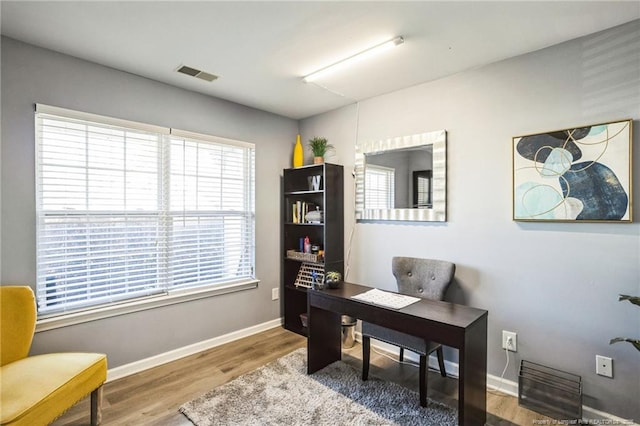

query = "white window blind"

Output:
[[35, 105, 255, 316], [364, 165, 395, 209]]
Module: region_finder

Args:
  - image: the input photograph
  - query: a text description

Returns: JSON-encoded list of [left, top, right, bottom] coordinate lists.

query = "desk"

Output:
[[307, 282, 488, 426]]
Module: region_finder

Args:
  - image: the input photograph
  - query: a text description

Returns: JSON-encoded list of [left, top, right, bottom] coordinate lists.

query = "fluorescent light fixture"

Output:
[[303, 36, 404, 83]]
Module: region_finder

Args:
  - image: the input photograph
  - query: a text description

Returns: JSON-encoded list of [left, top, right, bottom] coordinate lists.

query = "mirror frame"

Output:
[[355, 129, 447, 222]]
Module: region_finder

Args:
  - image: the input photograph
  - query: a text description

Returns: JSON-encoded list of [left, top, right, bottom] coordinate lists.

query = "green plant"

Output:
[[324, 270, 342, 289], [610, 294, 640, 352], [325, 271, 342, 282], [308, 137, 334, 157]]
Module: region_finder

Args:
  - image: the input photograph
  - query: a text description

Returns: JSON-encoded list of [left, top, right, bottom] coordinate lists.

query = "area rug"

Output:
[[179, 348, 457, 425]]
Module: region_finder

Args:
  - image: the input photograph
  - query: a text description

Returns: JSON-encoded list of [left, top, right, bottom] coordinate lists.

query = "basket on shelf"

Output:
[[286, 250, 322, 263], [294, 262, 324, 288]]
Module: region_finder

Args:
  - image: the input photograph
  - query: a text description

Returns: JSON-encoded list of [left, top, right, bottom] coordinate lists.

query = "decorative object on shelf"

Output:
[[294, 263, 325, 288], [293, 134, 303, 168], [325, 271, 342, 289], [512, 119, 632, 222], [308, 137, 334, 164], [305, 208, 323, 223], [292, 200, 318, 223], [311, 270, 325, 290], [307, 175, 322, 191], [610, 294, 640, 352]]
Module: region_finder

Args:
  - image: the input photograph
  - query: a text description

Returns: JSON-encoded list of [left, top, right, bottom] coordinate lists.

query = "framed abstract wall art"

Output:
[[512, 119, 632, 222]]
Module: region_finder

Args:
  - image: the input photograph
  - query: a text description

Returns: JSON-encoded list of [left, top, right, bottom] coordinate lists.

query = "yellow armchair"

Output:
[[1, 286, 107, 425]]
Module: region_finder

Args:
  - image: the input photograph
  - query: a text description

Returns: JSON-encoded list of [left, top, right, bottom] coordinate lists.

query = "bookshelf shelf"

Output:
[[284, 190, 323, 196]]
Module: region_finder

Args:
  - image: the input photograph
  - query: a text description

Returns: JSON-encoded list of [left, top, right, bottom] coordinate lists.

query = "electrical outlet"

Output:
[[596, 355, 613, 378], [502, 330, 517, 352], [271, 288, 279, 301]]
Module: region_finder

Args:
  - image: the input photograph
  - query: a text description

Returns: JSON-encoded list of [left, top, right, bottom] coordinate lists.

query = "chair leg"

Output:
[[399, 347, 404, 362], [419, 355, 427, 407], [362, 336, 370, 381], [91, 385, 103, 426], [436, 346, 447, 377]]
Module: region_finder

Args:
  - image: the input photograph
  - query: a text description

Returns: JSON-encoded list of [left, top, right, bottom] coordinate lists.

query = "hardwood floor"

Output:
[[53, 327, 550, 425]]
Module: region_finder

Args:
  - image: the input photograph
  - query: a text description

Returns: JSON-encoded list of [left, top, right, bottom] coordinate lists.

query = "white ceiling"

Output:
[[2, 1, 639, 120]]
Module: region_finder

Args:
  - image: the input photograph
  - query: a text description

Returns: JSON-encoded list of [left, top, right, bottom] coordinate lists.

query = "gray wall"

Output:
[[1, 37, 297, 367], [301, 20, 640, 419]]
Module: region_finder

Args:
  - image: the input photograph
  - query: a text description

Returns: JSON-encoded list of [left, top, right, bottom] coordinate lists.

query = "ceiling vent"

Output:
[[176, 65, 218, 82]]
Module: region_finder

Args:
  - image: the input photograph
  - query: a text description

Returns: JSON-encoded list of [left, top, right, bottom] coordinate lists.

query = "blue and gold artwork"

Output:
[[512, 120, 632, 222]]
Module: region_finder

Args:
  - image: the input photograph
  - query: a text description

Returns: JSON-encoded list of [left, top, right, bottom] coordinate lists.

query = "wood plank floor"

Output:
[[53, 327, 550, 425]]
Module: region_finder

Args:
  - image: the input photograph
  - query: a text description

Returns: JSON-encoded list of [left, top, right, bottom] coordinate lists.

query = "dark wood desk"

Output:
[[307, 282, 488, 426]]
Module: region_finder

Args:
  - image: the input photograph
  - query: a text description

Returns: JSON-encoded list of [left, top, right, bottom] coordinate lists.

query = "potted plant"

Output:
[[325, 271, 342, 289], [610, 294, 640, 352], [308, 137, 334, 164]]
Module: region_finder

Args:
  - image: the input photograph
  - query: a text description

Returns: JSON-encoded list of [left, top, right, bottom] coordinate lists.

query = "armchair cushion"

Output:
[[0, 352, 107, 425]]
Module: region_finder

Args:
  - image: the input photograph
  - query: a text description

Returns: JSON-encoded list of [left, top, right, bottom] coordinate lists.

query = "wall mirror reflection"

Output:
[[355, 130, 447, 222]]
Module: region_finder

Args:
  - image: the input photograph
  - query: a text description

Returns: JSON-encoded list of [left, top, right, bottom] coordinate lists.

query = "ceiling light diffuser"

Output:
[[303, 36, 404, 83]]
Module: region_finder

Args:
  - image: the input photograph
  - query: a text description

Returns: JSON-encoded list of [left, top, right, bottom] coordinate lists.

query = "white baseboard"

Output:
[[107, 317, 282, 382], [357, 332, 637, 424]]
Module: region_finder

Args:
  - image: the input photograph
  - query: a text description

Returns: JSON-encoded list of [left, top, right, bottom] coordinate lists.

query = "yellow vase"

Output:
[[293, 134, 303, 168]]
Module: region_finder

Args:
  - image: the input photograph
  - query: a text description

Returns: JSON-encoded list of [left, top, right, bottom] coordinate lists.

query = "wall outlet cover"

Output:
[[502, 330, 517, 352], [596, 355, 613, 378]]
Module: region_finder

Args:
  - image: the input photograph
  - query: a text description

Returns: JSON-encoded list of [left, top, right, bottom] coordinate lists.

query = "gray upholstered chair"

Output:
[[361, 257, 456, 407]]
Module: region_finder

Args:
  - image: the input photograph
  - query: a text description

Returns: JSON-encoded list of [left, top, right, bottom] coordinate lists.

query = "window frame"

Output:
[[34, 104, 258, 332]]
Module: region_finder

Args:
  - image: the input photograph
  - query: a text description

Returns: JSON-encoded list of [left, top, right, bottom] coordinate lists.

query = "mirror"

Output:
[[355, 130, 447, 222]]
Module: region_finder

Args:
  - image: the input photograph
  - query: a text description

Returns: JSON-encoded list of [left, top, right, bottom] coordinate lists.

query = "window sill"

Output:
[[35, 279, 259, 333]]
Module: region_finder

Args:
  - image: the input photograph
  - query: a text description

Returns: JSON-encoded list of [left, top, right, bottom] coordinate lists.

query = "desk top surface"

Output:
[[310, 281, 488, 330]]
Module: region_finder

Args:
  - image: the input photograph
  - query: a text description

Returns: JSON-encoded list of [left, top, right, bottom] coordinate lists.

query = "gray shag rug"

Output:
[[179, 348, 457, 425]]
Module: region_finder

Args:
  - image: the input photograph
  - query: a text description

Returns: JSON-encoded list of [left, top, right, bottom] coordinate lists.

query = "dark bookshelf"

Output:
[[282, 163, 344, 336]]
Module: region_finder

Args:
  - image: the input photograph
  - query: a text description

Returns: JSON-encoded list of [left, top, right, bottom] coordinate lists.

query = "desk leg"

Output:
[[307, 304, 341, 374], [458, 316, 488, 426]]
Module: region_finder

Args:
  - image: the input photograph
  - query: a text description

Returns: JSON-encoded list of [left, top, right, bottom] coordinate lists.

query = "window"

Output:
[[413, 170, 433, 208], [35, 105, 255, 316], [364, 165, 395, 209]]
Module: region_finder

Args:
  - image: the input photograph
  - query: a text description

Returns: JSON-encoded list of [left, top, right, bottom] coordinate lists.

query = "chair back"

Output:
[[392, 257, 455, 301], [1, 286, 37, 366]]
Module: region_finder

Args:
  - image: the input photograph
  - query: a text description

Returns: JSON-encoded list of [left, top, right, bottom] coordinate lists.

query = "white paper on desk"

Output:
[[351, 288, 420, 310]]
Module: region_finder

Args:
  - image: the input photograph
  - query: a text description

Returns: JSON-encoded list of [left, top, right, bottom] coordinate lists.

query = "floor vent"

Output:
[[176, 65, 218, 82], [519, 360, 582, 421]]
